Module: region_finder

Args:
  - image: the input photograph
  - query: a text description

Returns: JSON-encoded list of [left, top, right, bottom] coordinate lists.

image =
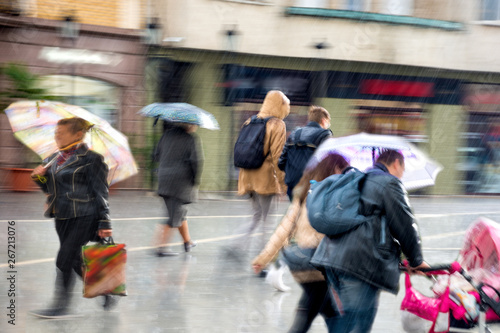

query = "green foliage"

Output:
[[0, 63, 57, 112]]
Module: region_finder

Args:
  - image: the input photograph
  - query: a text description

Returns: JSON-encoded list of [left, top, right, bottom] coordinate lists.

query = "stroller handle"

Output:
[[399, 261, 463, 275]]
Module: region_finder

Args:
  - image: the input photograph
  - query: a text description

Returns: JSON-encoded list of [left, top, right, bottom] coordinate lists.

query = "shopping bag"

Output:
[[400, 272, 450, 333], [82, 237, 127, 298]]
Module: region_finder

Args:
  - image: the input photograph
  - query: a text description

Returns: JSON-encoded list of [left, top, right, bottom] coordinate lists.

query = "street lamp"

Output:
[[312, 40, 331, 99], [224, 25, 240, 53], [60, 15, 79, 104], [60, 15, 79, 40], [143, 17, 162, 46]]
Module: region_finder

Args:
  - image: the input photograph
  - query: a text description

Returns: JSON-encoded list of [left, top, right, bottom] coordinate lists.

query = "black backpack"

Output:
[[234, 115, 273, 169], [283, 128, 329, 188]]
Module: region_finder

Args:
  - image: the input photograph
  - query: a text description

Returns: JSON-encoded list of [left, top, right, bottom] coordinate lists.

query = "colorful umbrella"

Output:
[[4, 100, 138, 185], [138, 103, 220, 130], [309, 132, 443, 190]]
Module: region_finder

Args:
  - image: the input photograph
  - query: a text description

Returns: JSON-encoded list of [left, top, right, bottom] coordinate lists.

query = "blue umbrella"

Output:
[[139, 103, 220, 130]]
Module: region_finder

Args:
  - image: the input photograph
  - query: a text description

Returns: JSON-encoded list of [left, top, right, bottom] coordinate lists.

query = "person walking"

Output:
[[154, 122, 202, 256], [252, 153, 349, 333], [311, 149, 430, 333], [278, 106, 332, 201], [234, 90, 290, 258], [29, 117, 114, 319]]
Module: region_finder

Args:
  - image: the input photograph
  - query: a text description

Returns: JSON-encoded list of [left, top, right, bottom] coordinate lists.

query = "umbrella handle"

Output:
[[44, 155, 59, 169]]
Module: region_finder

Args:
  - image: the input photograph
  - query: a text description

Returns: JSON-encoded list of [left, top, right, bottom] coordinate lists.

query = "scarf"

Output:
[[56, 142, 82, 168]]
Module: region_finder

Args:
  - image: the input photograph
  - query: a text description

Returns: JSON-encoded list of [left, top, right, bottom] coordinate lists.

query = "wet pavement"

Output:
[[1, 191, 500, 332]]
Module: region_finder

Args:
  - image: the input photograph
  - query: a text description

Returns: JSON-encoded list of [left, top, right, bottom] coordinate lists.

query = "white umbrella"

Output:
[[309, 132, 443, 190]]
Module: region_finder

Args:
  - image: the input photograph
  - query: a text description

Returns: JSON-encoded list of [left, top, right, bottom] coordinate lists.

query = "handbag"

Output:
[[81, 237, 127, 298], [280, 244, 316, 272], [400, 272, 451, 333]]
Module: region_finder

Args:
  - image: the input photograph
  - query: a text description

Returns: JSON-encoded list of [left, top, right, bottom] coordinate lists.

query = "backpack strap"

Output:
[[294, 128, 303, 143], [262, 116, 275, 160]]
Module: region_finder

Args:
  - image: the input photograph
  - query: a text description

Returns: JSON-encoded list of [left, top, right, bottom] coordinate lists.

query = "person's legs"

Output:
[[288, 281, 329, 333], [257, 193, 274, 252], [178, 220, 191, 243], [31, 217, 94, 318], [324, 269, 380, 333], [156, 196, 181, 256], [178, 220, 197, 252]]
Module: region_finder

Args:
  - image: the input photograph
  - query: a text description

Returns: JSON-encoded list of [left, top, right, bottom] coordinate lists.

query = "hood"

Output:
[[258, 90, 290, 120]]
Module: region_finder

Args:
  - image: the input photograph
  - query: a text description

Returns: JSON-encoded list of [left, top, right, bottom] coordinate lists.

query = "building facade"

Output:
[[144, 0, 500, 195], [0, 1, 147, 190]]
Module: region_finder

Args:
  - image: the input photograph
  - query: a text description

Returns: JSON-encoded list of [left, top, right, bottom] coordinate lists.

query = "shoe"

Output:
[[102, 295, 118, 311], [156, 249, 179, 257], [265, 264, 291, 292], [184, 241, 197, 252], [29, 308, 83, 319]]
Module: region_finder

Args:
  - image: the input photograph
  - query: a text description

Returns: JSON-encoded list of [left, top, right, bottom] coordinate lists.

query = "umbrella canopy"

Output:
[[138, 103, 220, 130], [309, 132, 443, 190], [4, 100, 138, 185]]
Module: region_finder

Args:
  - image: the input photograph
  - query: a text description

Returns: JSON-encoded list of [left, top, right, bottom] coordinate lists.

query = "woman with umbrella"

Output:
[[29, 117, 114, 319], [153, 121, 202, 256]]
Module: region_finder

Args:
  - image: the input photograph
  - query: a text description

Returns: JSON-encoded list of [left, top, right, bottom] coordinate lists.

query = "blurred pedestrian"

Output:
[[278, 106, 332, 200], [153, 122, 202, 256], [29, 117, 114, 318], [253, 153, 349, 333], [311, 149, 430, 332], [233, 90, 290, 261]]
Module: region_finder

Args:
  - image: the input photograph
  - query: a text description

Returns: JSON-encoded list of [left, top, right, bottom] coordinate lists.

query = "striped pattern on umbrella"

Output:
[[5, 100, 138, 185]]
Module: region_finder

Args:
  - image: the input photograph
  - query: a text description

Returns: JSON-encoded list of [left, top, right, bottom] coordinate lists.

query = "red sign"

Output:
[[361, 79, 434, 98]]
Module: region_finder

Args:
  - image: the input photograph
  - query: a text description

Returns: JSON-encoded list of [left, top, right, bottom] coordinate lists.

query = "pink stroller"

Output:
[[401, 217, 500, 333]]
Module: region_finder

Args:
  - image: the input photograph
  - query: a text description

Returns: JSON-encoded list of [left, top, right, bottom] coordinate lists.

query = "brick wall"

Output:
[[32, 0, 145, 29]]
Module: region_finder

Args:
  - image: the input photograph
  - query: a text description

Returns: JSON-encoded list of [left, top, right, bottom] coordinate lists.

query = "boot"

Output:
[[266, 261, 291, 292], [29, 269, 82, 319]]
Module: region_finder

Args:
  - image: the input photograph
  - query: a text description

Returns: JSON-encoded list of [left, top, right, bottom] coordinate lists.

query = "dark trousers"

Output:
[[55, 216, 97, 291], [324, 268, 380, 333], [288, 281, 336, 333]]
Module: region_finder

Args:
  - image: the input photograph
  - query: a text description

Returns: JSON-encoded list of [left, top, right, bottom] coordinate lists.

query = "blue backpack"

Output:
[[234, 116, 273, 169], [307, 167, 370, 236]]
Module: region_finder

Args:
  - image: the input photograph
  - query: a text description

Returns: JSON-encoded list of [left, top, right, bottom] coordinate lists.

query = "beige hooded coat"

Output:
[[252, 195, 326, 283], [237, 90, 290, 196]]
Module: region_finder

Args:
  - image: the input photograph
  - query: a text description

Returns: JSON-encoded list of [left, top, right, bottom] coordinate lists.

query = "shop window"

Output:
[[381, 0, 413, 16], [39, 75, 119, 126], [460, 83, 500, 194], [294, 0, 328, 8], [158, 60, 191, 103], [345, 0, 368, 11], [458, 113, 500, 194], [482, 0, 500, 20], [355, 104, 427, 144]]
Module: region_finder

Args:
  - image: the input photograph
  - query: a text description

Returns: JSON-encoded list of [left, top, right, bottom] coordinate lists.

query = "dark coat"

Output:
[[155, 125, 201, 203], [278, 122, 332, 190], [310, 163, 423, 294], [34, 144, 111, 230]]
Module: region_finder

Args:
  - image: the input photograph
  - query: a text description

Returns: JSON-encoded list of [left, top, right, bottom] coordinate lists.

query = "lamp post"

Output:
[[312, 40, 331, 99], [60, 15, 79, 104], [143, 17, 162, 190], [143, 17, 162, 47]]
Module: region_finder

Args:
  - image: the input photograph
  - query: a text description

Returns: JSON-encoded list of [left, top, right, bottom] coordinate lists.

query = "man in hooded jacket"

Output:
[[236, 90, 290, 256]]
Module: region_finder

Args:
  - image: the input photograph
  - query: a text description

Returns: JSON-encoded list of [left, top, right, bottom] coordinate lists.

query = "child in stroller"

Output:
[[401, 217, 500, 333]]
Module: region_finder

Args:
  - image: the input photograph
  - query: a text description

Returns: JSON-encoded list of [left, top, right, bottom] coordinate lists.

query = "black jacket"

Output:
[[310, 163, 423, 294], [34, 144, 111, 230], [154, 126, 202, 203], [278, 122, 332, 189]]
